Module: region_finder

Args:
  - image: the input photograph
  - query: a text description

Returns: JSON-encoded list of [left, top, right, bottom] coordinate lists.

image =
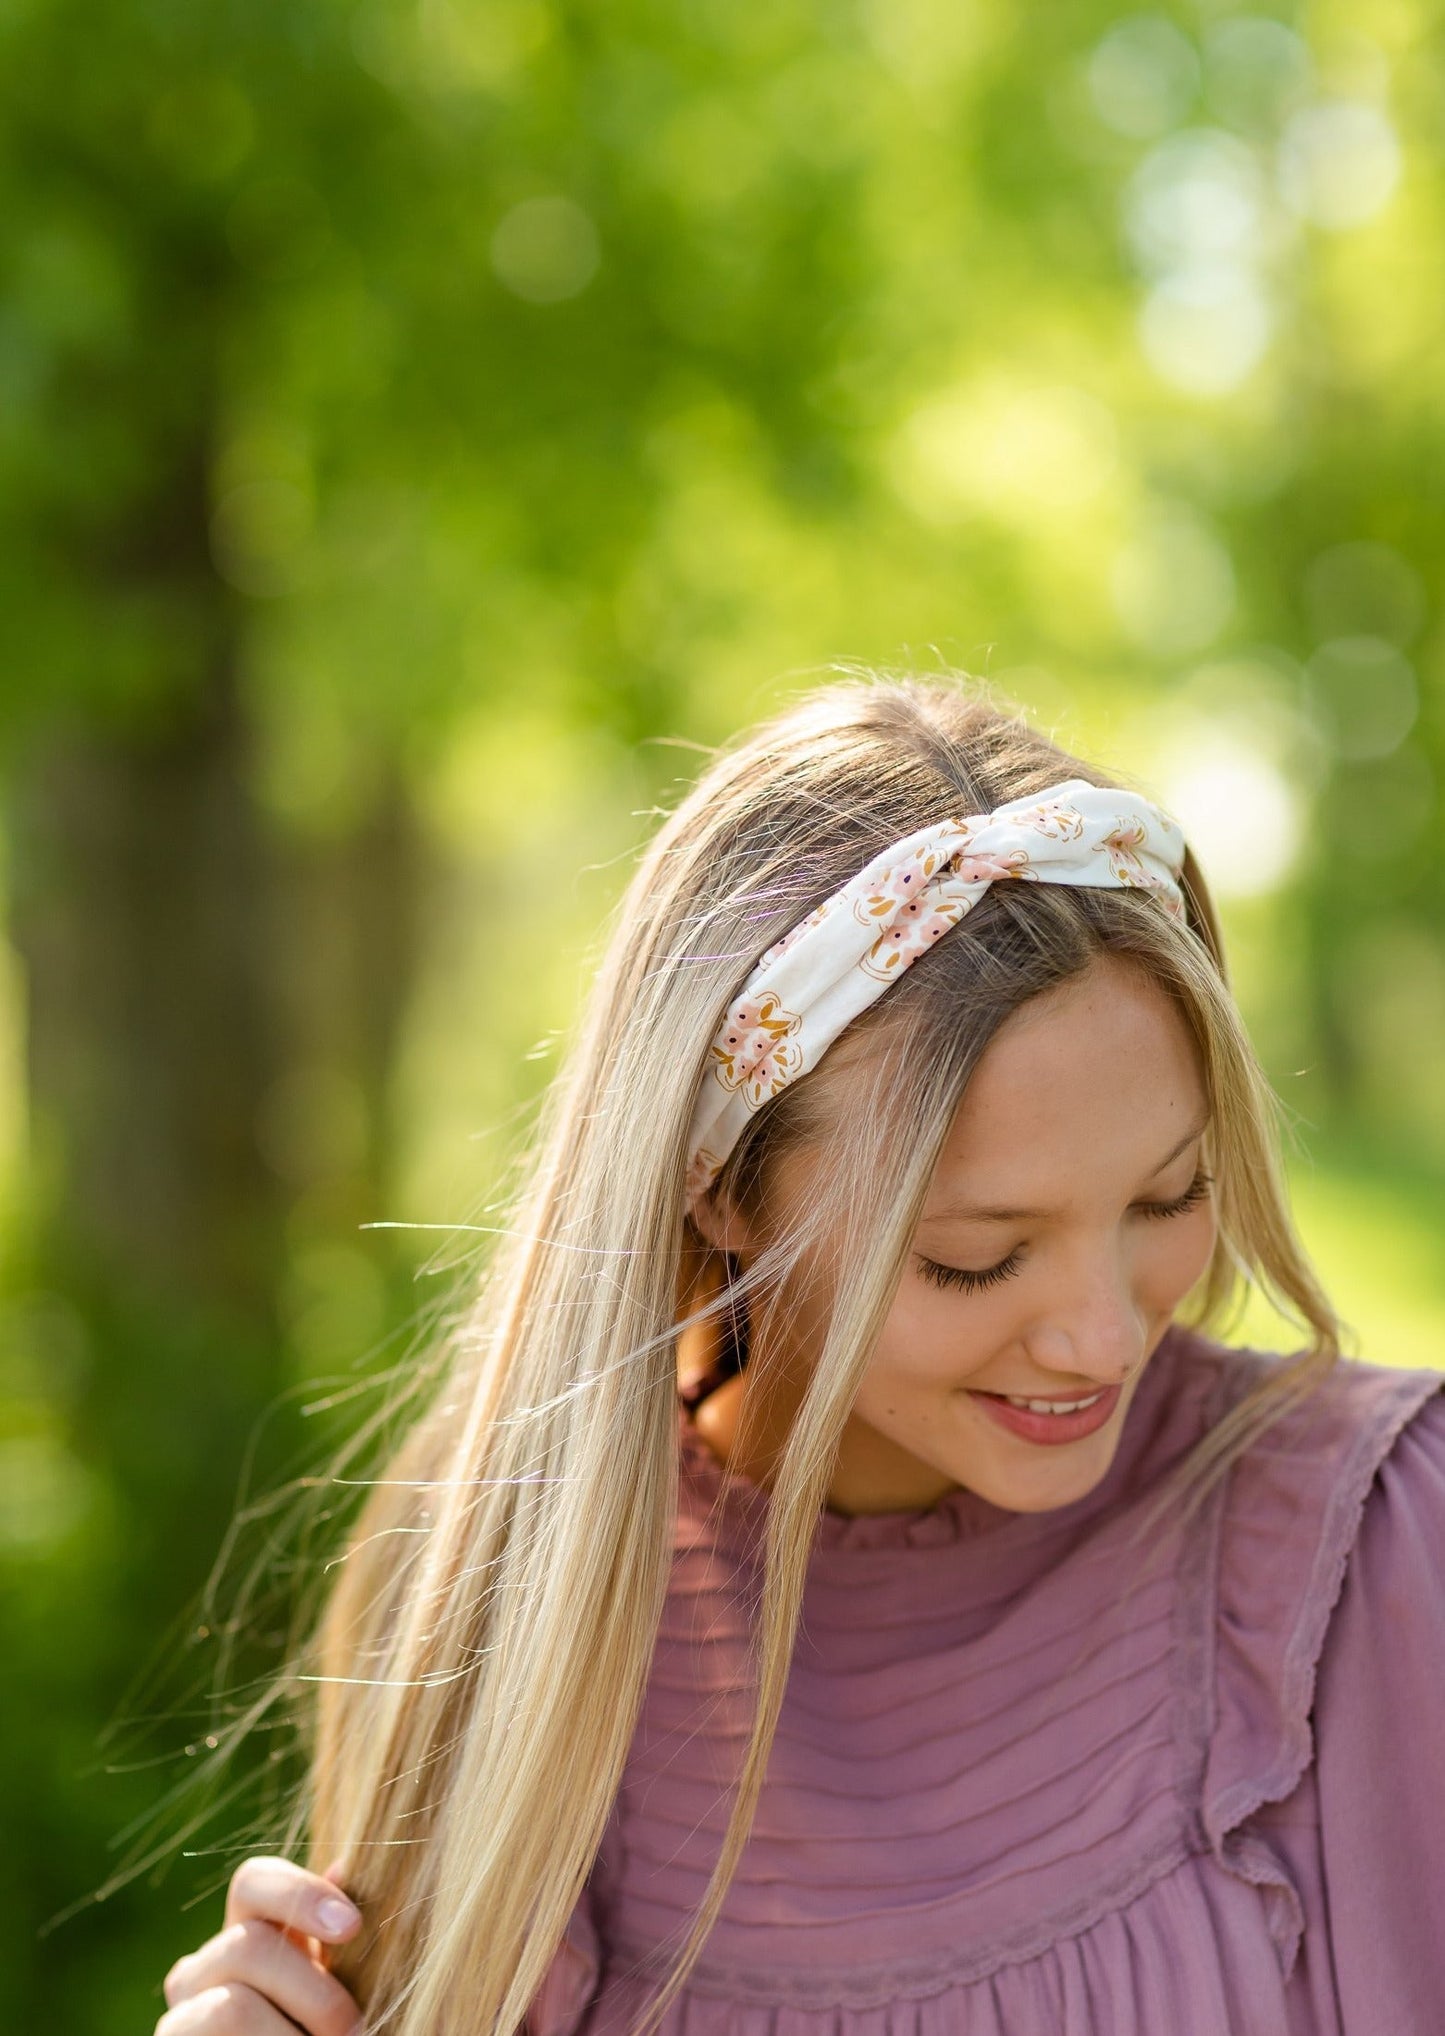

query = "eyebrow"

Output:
[[918, 1112, 1212, 1226]]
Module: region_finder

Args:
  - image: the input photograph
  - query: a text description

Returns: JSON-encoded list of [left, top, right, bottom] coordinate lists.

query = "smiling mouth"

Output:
[[968, 1382, 1122, 1445], [997, 1384, 1107, 1417]]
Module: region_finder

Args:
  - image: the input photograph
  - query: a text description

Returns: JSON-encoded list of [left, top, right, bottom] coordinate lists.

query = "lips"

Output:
[[968, 1382, 1123, 1446]]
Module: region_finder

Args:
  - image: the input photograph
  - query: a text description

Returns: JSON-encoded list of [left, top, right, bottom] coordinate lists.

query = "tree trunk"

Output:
[[10, 651, 286, 1324]]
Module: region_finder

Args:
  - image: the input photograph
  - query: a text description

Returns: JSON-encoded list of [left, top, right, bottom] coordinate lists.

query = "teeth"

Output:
[[1002, 1391, 1105, 1415]]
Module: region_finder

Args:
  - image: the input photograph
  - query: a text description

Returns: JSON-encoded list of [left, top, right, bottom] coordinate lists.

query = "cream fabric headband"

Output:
[[684, 776, 1188, 1215]]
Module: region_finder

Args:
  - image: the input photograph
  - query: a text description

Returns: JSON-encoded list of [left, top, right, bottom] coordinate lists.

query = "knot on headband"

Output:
[[684, 777, 1187, 1215]]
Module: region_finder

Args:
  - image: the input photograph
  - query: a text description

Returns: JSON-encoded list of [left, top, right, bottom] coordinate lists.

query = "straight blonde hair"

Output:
[[285, 672, 1338, 2035]]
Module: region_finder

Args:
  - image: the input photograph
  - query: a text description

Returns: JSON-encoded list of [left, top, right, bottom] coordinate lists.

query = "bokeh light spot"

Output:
[[1110, 506, 1235, 655], [1138, 262, 1272, 394], [1161, 736, 1303, 897], [1202, 17, 1312, 138], [1087, 15, 1199, 139], [490, 197, 600, 303], [1277, 99, 1401, 229], [147, 78, 255, 182], [1305, 636, 1418, 761], [893, 381, 1119, 525], [1125, 127, 1270, 276], [210, 480, 313, 598], [0, 1436, 97, 1553]]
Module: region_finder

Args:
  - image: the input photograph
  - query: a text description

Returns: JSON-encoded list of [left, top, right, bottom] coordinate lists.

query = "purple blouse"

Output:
[[527, 1323, 1445, 2036]]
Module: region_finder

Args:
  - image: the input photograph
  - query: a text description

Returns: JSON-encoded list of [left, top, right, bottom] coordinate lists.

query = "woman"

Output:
[[153, 675, 1445, 2036]]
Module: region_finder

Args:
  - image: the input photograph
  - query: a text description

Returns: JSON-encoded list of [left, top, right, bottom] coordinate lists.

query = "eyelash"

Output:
[[916, 1169, 1215, 1295]]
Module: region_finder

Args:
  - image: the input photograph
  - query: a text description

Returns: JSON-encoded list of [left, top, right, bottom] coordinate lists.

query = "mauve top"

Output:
[[526, 1322, 1445, 2036]]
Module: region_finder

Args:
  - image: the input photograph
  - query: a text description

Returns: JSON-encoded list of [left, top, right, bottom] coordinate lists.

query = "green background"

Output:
[[3, 0, 1442, 2024]]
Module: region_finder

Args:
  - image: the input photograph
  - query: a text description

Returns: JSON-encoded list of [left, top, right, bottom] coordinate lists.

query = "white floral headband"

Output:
[[684, 776, 1188, 1215]]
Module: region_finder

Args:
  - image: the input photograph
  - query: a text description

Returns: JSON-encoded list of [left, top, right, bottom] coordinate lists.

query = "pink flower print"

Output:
[[851, 845, 951, 929], [710, 992, 804, 1107], [1094, 822, 1182, 915], [859, 898, 965, 982], [951, 848, 1033, 884], [1015, 798, 1085, 842], [1094, 819, 1150, 886]]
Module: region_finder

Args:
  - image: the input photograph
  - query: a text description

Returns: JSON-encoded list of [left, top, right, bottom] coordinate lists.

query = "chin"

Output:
[[961, 1428, 1124, 1515]]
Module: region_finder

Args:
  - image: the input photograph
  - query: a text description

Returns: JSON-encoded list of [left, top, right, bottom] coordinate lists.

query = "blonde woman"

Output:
[[153, 676, 1445, 2036]]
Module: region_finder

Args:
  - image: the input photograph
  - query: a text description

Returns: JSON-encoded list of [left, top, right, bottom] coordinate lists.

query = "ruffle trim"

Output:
[[1198, 1352, 1443, 1980], [607, 1824, 1198, 2008]]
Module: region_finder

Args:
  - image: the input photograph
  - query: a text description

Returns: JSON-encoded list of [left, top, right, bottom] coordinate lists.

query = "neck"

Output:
[[684, 1367, 963, 1517]]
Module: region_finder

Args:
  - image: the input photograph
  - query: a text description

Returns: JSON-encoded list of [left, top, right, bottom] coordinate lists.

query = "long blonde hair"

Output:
[[295, 672, 1338, 2035]]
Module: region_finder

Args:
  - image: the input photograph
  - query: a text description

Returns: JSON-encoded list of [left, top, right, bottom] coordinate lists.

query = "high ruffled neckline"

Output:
[[674, 1320, 1196, 1553]]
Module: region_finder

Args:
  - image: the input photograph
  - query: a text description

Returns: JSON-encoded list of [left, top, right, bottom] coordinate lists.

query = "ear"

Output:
[[687, 1180, 756, 1257]]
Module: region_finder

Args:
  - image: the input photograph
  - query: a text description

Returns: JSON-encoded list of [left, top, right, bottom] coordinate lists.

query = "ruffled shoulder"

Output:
[[1306, 1391, 1445, 2025], [1197, 1347, 1444, 1974]]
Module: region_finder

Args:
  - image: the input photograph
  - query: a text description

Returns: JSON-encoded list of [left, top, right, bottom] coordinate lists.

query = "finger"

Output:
[[225, 1857, 361, 1947], [306, 1862, 353, 1973], [163, 1924, 360, 2036], [156, 1980, 308, 2034], [278, 1858, 357, 1967]]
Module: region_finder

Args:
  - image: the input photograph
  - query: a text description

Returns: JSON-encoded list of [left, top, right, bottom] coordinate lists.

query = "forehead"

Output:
[[928, 960, 1207, 1200]]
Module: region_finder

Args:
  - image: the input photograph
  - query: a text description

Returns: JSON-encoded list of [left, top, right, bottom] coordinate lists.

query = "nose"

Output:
[[1026, 1242, 1145, 1387]]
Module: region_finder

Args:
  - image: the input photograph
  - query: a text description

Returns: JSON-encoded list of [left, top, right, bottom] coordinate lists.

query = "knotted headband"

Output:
[[684, 776, 1188, 1215]]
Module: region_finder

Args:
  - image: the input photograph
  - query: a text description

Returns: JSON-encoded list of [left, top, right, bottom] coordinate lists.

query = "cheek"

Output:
[[866, 1278, 1017, 1396], [1138, 1206, 1217, 1306]]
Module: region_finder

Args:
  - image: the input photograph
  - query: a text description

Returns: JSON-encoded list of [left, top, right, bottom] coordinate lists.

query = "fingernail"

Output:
[[318, 1896, 360, 1933]]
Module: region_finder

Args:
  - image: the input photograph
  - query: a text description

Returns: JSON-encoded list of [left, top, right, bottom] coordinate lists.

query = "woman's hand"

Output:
[[155, 1856, 364, 2034]]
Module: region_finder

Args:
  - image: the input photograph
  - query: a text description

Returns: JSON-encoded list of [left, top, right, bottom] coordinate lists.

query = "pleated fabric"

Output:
[[524, 1324, 1445, 2036]]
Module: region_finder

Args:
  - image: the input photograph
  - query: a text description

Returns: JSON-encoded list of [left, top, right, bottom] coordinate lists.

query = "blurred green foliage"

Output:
[[0, 0, 1441, 2025]]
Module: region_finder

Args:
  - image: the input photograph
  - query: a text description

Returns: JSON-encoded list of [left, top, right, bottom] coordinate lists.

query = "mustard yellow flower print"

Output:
[[710, 992, 805, 1108]]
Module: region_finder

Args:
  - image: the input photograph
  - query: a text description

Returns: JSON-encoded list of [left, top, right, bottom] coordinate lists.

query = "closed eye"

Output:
[[1136, 1167, 1214, 1220], [916, 1250, 1022, 1295], [914, 1169, 1214, 1295]]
